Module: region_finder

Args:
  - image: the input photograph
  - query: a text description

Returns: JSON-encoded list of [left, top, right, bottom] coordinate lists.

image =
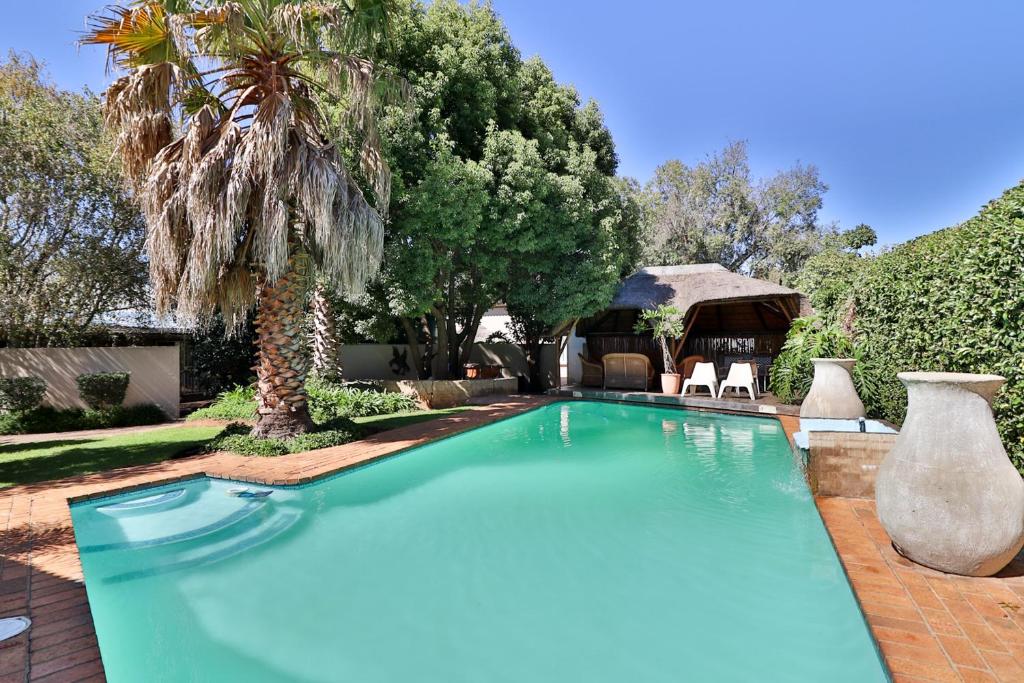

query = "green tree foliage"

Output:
[[642, 141, 830, 278], [791, 224, 878, 316], [0, 55, 147, 345], [358, 0, 635, 380]]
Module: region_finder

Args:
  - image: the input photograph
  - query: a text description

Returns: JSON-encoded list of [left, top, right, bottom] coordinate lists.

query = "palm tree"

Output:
[[83, 0, 399, 437], [310, 281, 341, 380]]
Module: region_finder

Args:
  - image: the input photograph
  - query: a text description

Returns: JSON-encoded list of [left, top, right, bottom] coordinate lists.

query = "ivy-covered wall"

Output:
[[851, 182, 1024, 469]]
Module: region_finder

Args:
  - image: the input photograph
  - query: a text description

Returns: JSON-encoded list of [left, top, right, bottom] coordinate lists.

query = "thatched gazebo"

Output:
[[559, 264, 808, 387]]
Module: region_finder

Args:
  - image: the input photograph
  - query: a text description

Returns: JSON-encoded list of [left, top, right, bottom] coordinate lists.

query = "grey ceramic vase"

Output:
[[875, 372, 1024, 577], [799, 358, 866, 419]]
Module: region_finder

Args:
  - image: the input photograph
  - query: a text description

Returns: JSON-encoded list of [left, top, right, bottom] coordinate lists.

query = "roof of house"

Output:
[[607, 264, 802, 317]]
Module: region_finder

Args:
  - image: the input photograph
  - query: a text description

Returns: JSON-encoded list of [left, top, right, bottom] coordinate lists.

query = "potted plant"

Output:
[[635, 305, 686, 394]]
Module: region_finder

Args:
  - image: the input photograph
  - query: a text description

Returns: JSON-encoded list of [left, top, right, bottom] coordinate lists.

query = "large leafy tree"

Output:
[[0, 55, 148, 346], [355, 1, 632, 379], [84, 0, 398, 437], [643, 140, 830, 277], [791, 223, 877, 317]]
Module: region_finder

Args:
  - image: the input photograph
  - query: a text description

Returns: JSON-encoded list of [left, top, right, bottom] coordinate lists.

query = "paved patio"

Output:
[[1, 396, 1022, 681], [549, 384, 800, 416]]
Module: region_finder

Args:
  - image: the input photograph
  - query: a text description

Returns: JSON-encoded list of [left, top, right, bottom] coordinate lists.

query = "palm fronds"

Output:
[[82, 0, 396, 329]]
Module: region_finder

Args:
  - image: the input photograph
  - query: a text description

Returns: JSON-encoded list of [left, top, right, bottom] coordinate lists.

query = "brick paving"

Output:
[[1, 397, 1022, 682], [819, 497, 1024, 682]]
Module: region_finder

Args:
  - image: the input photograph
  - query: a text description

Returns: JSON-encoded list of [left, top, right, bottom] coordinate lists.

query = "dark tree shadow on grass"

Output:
[[0, 434, 218, 489], [0, 439, 95, 454]]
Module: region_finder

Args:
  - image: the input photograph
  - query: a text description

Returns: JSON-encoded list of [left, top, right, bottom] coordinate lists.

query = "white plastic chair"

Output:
[[718, 362, 758, 400], [681, 362, 718, 397]]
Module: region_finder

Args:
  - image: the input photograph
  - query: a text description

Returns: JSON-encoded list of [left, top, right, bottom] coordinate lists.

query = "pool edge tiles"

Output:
[[70, 400, 890, 682]]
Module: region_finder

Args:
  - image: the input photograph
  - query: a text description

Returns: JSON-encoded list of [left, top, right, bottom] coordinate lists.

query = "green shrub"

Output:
[[76, 372, 130, 410], [0, 376, 47, 412], [784, 181, 1024, 471], [187, 385, 257, 421], [307, 378, 419, 420], [0, 404, 168, 435], [188, 381, 419, 424], [770, 317, 880, 408], [207, 420, 363, 457]]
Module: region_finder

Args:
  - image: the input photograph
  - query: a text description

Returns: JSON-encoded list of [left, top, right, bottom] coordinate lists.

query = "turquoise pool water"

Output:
[[71, 401, 889, 682]]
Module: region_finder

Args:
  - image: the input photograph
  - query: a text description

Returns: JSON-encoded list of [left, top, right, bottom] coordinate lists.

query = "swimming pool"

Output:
[[71, 401, 889, 681]]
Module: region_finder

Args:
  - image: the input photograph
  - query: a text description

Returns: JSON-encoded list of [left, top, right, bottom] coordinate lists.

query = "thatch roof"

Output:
[[607, 264, 802, 317]]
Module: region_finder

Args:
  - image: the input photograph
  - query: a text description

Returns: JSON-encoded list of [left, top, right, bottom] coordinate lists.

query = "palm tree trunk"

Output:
[[253, 246, 314, 439], [310, 284, 341, 381]]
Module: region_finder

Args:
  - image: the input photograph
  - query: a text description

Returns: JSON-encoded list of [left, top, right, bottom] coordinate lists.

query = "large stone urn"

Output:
[[799, 358, 866, 419], [875, 372, 1024, 577]]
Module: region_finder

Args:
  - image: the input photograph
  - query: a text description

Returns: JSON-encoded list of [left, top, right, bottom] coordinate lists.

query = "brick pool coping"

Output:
[[1, 396, 1022, 681]]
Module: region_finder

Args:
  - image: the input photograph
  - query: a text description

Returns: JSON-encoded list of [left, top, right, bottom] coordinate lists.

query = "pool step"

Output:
[[80, 500, 266, 552], [103, 509, 301, 583]]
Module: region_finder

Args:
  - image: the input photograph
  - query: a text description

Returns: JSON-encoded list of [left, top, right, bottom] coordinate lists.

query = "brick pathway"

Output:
[[819, 497, 1024, 682], [2, 398, 1022, 682]]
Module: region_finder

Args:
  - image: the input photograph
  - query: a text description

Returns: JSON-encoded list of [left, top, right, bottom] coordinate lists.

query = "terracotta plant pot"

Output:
[[463, 363, 480, 380], [660, 373, 682, 394], [875, 372, 1024, 576], [799, 358, 866, 419]]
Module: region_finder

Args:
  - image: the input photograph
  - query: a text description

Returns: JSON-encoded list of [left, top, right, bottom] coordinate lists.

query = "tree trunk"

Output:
[[432, 304, 451, 380], [252, 246, 314, 439], [659, 336, 674, 373], [524, 334, 544, 392], [457, 305, 484, 371], [400, 316, 435, 380], [310, 284, 341, 381]]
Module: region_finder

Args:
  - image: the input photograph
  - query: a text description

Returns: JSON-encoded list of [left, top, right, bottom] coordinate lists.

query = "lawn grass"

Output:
[[0, 407, 473, 488], [352, 407, 472, 433], [0, 425, 223, 489]]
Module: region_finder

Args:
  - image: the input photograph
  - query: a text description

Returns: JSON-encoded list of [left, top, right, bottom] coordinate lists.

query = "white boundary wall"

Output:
[[0, 346, 180, 418], [338, 342, 558, 387]]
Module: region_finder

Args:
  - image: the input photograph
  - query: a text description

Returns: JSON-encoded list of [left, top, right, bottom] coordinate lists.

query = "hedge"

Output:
[[0, 404, 168, 435], [778, 182, 1024, 471]]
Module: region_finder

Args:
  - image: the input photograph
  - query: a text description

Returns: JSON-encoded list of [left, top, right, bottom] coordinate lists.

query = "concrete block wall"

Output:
[[0, 346, 180, 419]]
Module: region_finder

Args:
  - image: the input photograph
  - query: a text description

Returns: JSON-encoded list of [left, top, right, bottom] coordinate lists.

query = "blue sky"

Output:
[[3, 1, 1023, 245]]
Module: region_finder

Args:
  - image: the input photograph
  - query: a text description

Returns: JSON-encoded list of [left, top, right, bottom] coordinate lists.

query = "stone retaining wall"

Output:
[[381, 377, 519, 409]]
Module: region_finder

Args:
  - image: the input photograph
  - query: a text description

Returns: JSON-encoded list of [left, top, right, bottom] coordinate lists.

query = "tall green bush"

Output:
[[780, 182, 1024, 470], [850, 183, 1024, 469]]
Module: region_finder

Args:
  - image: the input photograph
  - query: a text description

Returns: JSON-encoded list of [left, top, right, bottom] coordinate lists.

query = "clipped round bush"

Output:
[[76, 372, 130, 410], [0, 376, 47, 412]]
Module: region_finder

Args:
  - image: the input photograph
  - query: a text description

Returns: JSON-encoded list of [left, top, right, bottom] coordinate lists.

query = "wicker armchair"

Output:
[[675, 354, 705, 380], [602, 353, 654, 391], [579, 354, 604, 387]]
